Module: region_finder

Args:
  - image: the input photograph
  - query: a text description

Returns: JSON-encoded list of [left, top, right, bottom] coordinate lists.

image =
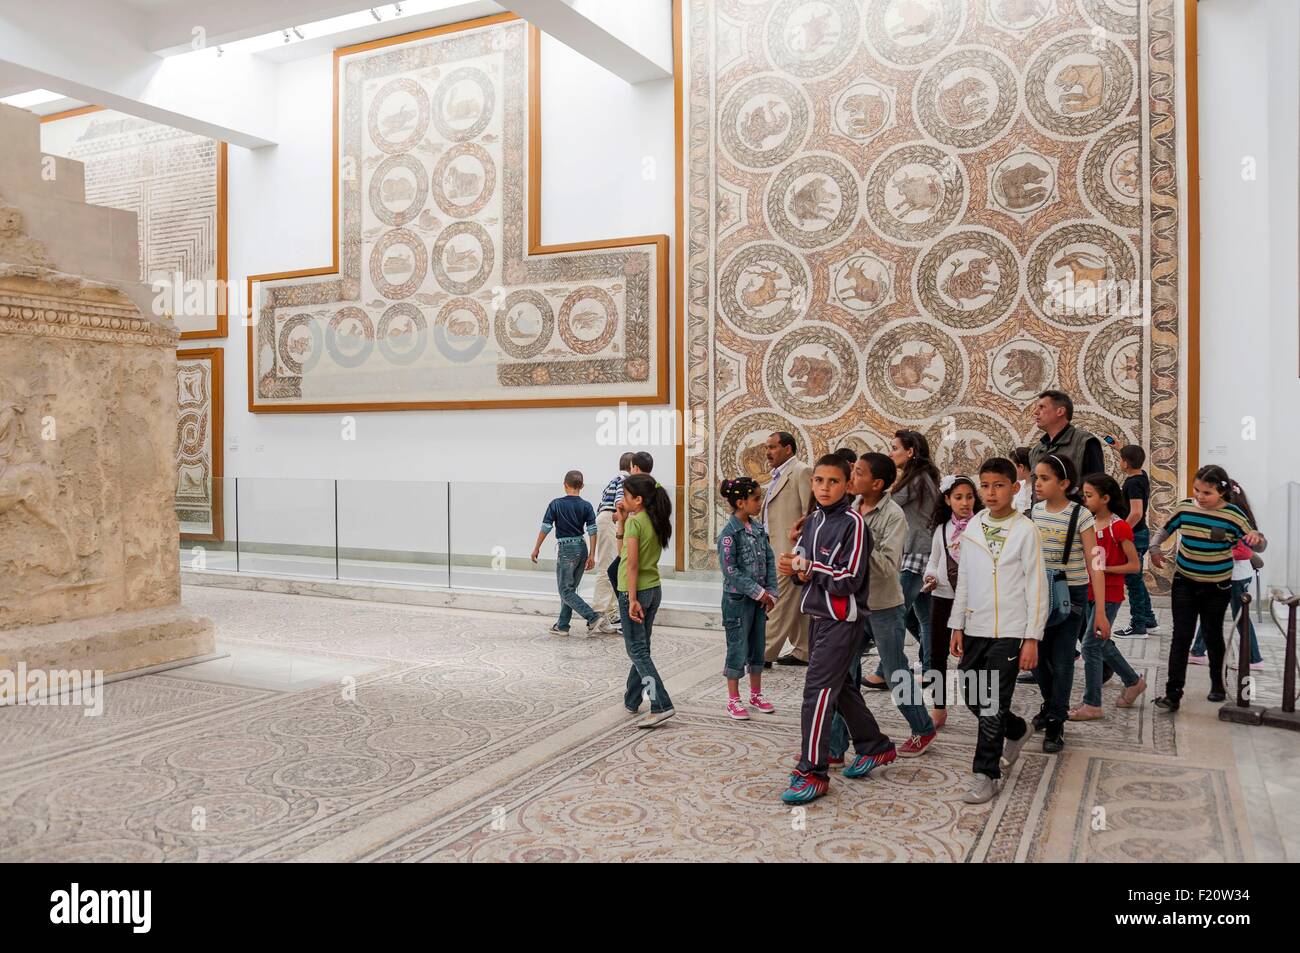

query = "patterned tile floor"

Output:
[[0, 585, 1294, 862]]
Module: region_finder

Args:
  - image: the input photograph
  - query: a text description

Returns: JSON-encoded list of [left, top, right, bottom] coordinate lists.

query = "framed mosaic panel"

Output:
[[176, 347, 224, 541], [679, 0, 1193, 576], [247, 13, 670, 411], [40, 106, 228, 340]]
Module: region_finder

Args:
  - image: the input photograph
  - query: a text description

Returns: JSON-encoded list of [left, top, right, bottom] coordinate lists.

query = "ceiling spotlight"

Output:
[[369, 7, 382, 20], [216, 45, 224, 57], [393, 2, 403, 14], [282, 29, 291, 43]]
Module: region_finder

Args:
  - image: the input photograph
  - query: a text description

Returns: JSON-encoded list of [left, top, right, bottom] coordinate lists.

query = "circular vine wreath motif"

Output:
[[1082, 120, 1141, 229], [766, 154, 859, 249], [1081, 0, 1140, 37], [718, 242, 809, 336], [764, 0, 862, 80], [177, 411, 207, 458], [1025, 34, 1135, 139], [915, 48, 1019, 150], [921, 409, 1021, 480], [1082, 316, 1142, 421], [430, 221, 493, 295], [434, 297, 489, 363], [431, 142, 496, 219], [432, 66, 495, 143], [369, 154, 428, 228], [369, 229, 428, 300], [917, 230, 1020, 330], [558, 286, 618, 355], [495, 289, 555, 360], [276, 313, 323, 376], [367, 78, 431, 155], [1027, 222, 1138, 327], [864, 0, 964, 68], [326, 307, 375, 368], [718, 410, 812, 486], [865, 144, 965, 244], [718, 74, 811, 169], [864, 320, 966, 422], [376, 302, 428, 366], [765, 324, 859, 421]]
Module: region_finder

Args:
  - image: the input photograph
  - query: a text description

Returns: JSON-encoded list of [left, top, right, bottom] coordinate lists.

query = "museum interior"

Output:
[[1, 0, 1298, 865]]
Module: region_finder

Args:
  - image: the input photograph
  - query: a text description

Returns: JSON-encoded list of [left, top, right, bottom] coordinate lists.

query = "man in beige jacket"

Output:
[[762, 431, 813, 665]]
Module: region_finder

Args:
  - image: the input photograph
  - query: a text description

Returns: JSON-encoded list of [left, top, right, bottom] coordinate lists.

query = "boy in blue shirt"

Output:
[[531, 471, 613, 635]]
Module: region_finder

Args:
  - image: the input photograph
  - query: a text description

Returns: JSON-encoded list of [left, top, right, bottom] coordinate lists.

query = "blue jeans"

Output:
[[722, 593, 766, 679], [1192, 578, 1262, 664], [874, 569, 931, 678], [1124, 528, 1158, 631], [555, 537, 598, 629], [1035, 583, 1087, 723], [833, 603, 933, 756], [620, 587, 671, 713], [1081, 601, 1141, 707]]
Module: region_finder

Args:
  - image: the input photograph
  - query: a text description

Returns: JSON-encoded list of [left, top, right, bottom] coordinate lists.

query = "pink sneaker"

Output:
[[1188, 654, 1208, 666], [748, 692, 776, 714], [726, 697, 750, 720]]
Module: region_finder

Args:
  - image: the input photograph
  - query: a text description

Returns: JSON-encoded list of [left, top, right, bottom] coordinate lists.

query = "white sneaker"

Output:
[[1000, 731, 1030, 771], [590, 617, 617, 635], [636, 709, 675, 729], [962, 773, 1001, 804]]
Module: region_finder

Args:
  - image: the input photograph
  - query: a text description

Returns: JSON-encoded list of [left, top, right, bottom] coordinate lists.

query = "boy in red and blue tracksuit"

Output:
[[780, 475, 896, 804]]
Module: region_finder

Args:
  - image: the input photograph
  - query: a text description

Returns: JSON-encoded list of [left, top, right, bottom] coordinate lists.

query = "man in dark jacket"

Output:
[[1027, 390, 1105, 495], [776, 454, 896, 804]]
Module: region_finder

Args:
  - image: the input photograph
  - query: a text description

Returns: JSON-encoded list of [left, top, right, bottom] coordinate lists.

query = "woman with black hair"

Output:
[[616, 473, 676, 728], [864, 430, 940, 688]]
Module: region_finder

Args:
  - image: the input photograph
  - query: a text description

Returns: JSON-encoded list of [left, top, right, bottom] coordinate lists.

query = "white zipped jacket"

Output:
[[949, 510, 1048, 641]]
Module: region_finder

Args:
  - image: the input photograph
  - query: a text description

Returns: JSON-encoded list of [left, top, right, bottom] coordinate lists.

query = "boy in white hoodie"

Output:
[[950, 457, 1048, 805]]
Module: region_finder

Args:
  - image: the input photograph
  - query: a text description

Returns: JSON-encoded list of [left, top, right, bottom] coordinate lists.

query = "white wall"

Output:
[[219, 20, 677, 555], [1199, 0, 1300, 589]]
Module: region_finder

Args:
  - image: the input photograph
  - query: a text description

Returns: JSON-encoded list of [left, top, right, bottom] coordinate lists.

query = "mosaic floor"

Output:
[[1, 585, 1293, 863]]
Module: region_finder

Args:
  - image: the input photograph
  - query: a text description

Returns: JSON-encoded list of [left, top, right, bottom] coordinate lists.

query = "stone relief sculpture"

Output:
[[682, 0, 1186, 582], [250, 15, 668, 411]]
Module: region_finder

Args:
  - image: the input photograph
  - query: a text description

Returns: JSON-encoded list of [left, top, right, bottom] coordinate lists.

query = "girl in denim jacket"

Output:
[[717, 477, 779, 719]]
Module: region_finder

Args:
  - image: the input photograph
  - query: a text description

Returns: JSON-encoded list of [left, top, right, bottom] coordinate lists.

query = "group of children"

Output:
[[536, 437, 1267, 806], [712, 443, 1266, 806]]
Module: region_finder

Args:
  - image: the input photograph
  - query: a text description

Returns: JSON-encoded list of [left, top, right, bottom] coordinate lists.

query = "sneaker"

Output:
[[962, 773, 1001, 804], [861, 676, 889, 691], [775, 655, 809, 667], [843, 747, 897, 779], [726, 697, 750, 720], [827, 755, 845, 767], [1117, 675, 1147, 708], [748, 692, 776, 714], [781, 770, 829, 804], [1207, 689, 1227, 703], [589, 616, 617, 635], [604, 610, 621, 626], [1188, 654, 1208, 666], [1143, 620, 1160, 632], [1031, 706, 1049, 733], [1042, 720, 1065, 754], [636, 709, 675, 729], [1017, 671, 1037, 684], [548, 623, 570, 635], [1112, 626, 1147, 639], [1068, 704, 1105, 722], [1153, 695, 1180, 713], [898, 731, 937, 758], [1000, 731, 1029, 771]]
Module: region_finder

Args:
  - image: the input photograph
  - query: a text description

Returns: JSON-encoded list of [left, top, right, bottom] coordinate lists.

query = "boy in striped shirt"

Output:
[[1149, 465, 1263, 711]]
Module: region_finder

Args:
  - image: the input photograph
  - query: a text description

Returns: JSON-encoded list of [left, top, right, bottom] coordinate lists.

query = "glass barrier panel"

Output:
[[337, 479, 448, 587], [178, 475, 238, 573], [234, 477, 338, 579]]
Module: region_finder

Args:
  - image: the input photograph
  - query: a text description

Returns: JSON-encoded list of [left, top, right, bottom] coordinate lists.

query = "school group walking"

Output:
[[534, 390, 1266, 806]]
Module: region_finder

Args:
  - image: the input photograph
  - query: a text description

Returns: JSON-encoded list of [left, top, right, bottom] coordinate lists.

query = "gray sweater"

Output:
[[892, 474, 939, 556]]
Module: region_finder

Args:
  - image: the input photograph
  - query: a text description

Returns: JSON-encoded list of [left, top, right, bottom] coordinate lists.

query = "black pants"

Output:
[[958, 636, 1027, 780], [1166, 573, 1233, 699], [798, 616, 892, 779], [927, 595, 954, 708]]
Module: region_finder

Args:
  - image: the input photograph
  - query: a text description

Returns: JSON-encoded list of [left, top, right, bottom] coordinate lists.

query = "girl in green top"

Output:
[[614, 474, 675, 728]]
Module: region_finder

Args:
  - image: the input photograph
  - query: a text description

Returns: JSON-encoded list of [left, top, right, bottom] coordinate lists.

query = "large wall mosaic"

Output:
[[176, 348, 223, 541], [682, 0, 1186, 570], [249, 15, 667, 411], [40, 108, 226, 339]]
